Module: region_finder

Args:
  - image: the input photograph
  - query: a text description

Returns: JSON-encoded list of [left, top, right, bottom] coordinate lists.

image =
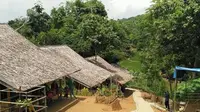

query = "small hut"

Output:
[[86, 56, 133, 85], [0, 24, 80, 112], [40, 46, 115, 88]]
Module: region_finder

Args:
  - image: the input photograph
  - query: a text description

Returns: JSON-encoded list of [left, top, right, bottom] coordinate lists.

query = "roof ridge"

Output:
[[40, 45, 69, 48], [0, 23, 8, 25], [0, 25, 80, 91]]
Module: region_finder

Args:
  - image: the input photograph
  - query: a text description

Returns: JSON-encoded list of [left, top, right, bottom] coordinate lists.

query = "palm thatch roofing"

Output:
[[0, 24, 80, 91], [40, 46, 115, 88], [86, 56, 133, 84]]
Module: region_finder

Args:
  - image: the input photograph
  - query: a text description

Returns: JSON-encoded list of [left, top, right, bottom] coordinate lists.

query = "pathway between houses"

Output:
[[127, 88, 154, 112]]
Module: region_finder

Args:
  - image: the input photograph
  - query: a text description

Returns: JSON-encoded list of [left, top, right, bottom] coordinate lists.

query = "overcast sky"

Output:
[[0, 0, 152, 23]]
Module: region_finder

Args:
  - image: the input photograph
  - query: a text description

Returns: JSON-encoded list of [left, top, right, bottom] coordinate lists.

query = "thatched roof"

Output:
[[0, 24, 80, 91], [86, 56, 133, 84], [40, 46, 115, 88]]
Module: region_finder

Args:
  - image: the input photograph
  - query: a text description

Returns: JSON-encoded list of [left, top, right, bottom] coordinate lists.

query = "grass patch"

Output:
[[119, 52, 141, 72]]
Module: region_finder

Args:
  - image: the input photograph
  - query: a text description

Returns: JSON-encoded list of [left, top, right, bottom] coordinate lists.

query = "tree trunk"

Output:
[[168, 76, 173, 110], [194, 47, 200, 78], [169, 79, 173, 98]]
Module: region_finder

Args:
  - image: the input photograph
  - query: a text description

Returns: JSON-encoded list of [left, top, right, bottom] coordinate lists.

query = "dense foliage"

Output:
[[121, 0, 200, 96], [74, 87, 93, 96], [177, 78, 200, 100], [96, 84, 119, 97], [8, 0, 200, 98], [8, 0, 131, 62]]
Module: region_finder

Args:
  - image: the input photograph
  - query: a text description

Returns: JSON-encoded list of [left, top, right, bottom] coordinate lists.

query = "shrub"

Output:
[[16, 98, 32, 108], [75, 88, 92, 96], [177, 78, 200, 101], [111, 84, 118, 90], [104, 89, 112, 96], [117, 90, 124, 98], [74, 88, 78, 95], [96, 84, 119, 97], [81, 87, 92, 96]]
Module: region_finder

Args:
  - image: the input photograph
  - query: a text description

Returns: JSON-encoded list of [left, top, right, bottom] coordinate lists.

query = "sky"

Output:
[[0, 0, 152, 23]]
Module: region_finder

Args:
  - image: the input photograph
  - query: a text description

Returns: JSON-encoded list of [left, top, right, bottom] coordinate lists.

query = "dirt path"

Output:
[[127, 88, 154, 112], [66, 95, 135, 112]]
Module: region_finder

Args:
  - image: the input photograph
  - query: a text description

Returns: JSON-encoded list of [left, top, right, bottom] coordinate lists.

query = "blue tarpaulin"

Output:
[[172, 66, 200, 111], [173, 66, 200, 78]]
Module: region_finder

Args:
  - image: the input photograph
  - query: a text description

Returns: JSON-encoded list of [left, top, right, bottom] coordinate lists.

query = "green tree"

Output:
[[51, 6, 66, 29], [126, 0, 200, 96], [8, 18, 32, 37], [27, 2, 51, 37], [78, 14, 117, 56], [8, 0, 132, 63]]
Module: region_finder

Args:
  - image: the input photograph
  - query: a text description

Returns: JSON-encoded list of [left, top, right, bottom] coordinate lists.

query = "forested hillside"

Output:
[[121, 0, 200, 97], [8, 0, 200, 97], [8, 0, 132, 63]]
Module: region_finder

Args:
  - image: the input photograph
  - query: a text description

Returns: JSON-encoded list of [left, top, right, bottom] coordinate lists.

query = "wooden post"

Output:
[[0, 89, 1, 111], [7, 88, 11, 111], [59, 79, 62, 98], [44, 87, 47, 112], [116, 82, 119, 96], [19, 92, 21, 112], [7, 89, 10, 102], [110, 75, 112, 95], [25, 93, 28, 112], [79, 83, 81, 91], [174, 78, 177, 112]]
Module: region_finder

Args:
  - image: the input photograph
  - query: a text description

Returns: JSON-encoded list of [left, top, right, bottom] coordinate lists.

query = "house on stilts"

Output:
[[86, 56, 133, 85], [0, 24, 117, 112], [40, 46, 115, 89], [0, 24, 80, 112]]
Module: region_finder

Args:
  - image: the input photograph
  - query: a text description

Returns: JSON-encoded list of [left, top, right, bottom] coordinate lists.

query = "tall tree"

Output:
[[8, 18, 32, 37], [27, 2, 51, 37], [126, 0, 200, 96], [8, 0, 131, 62]]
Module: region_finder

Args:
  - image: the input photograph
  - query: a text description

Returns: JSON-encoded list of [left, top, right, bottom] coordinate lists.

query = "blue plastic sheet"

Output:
[[173, 66, 200, 78]]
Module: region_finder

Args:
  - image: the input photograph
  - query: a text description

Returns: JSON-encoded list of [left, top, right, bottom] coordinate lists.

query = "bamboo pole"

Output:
[[25, 92, 28, 112], [174, 78, 177, 112], [27, 86, 44, 94], [0, 89, 26, 94], [31, 96, 46, 104], [110, 75, 112, 95], [0, 101, 24, 105], [35, 106, 47, 112], [7, 88, 11, 112], [59, 79, 62, 98], [44, 87, 47, 112], [7, 89, 10, 102], [0, 89, 1, 111], [1, 95, 18, 101]]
